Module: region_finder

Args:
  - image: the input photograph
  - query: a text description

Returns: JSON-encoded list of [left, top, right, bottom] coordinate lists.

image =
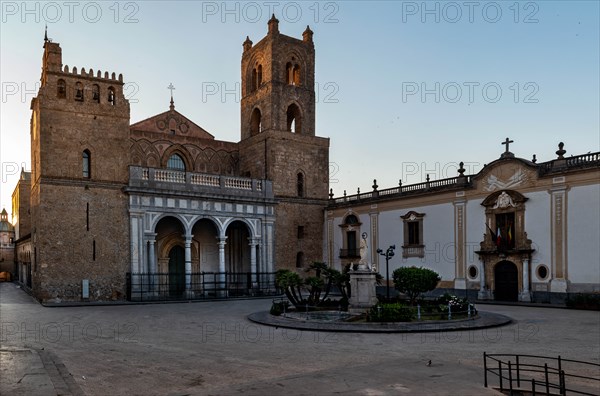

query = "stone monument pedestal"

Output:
[[348, 269, 378, 314]]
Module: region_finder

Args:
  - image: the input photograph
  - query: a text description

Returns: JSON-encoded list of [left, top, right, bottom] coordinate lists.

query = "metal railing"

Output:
[[484, 353, 600, 395], [126, 271, 280, 302]]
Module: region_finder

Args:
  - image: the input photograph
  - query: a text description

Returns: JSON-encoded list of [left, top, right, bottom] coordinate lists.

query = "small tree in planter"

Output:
[[275, 263, 350, 309], [392, 266, 441, 305], [275, 269, 304, 307]]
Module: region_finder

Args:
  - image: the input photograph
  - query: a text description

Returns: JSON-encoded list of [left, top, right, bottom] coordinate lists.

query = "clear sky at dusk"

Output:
[[1, 1, 599, 213]]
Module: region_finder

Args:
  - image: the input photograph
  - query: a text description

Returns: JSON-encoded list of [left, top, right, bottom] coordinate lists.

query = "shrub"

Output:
[[270, 300, 290, 316], [392, 266, 441, 305], [368, 303, 415, 322]]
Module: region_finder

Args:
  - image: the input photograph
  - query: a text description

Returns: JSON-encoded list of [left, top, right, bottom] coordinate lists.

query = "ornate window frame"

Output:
[[401, 211, 425, 258], [338, 213, 361, 259], [480, 190, 531, 253]]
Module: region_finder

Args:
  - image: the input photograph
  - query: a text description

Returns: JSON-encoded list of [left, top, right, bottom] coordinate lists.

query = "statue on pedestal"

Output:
[[358, 232, 371, 271]]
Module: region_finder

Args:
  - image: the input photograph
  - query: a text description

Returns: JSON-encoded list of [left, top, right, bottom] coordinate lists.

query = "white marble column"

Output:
[[248, 238, 258, 287], [218, 237, 227, 297], [147, 234, 157, 292], [520, 257, 532, 302], [130, 215, 141, 275], [184, 234, 193, 296], [129, 214, 142, 297]]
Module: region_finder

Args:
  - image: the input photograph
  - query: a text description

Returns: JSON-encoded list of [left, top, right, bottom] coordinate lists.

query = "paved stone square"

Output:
[[1, 283, 599, 395]]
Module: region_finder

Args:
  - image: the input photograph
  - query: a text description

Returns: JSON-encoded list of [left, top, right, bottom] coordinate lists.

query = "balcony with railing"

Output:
[[128, 166, 273, 200]]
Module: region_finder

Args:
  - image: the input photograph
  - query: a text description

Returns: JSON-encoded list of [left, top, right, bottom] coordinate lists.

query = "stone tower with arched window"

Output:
[[239, 16, 330, 270], [28, 36, 131, 301]]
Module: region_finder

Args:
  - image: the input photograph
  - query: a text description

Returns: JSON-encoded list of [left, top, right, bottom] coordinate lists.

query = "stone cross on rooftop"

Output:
[[500, 138, 515, 159], [168, 83, 176, 110]]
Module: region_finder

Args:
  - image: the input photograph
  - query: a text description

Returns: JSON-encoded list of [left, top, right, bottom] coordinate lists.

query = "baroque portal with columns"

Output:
[[476, 190, 535, 302]]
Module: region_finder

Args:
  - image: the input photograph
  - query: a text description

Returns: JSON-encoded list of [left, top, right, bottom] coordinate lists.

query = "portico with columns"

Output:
[[126, 169, 276, 299]]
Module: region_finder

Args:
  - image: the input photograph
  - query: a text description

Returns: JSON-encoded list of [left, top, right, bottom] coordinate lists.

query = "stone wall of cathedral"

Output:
[[29, 40, 131, 302], [31, 184, 129, 301]]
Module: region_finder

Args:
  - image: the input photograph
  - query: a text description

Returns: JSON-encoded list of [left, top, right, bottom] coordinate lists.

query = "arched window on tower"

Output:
[[92, 84, 100, 103], [252, 68, 257, 91], [75, 82, 84, 101], [167, 154, 186, 171], [108, 87, 116, 105], [293, 64, 301, 85], [257, 64, 263, 86], [82, 150, 91, 179], [250, 108, 262, 136], [286, 62, 293, 84], [57, 79, 66, 98], [297, 172, 305, 197], [287, 104, 302, 134]]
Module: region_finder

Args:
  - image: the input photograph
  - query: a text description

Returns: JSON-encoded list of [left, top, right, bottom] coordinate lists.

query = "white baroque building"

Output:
[[325, 142, 600, 303]]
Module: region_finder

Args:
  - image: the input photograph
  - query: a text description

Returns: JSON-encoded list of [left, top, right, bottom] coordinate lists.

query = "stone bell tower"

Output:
[[239, 16, 330, 270], [29, 31, 130, 302]]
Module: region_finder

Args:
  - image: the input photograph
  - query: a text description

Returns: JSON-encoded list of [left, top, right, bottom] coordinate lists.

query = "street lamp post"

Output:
[[377, 245, 395, 300]]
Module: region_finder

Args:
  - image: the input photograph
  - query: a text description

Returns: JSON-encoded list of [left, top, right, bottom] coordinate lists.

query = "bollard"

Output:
[[417, 304, 421, 320]]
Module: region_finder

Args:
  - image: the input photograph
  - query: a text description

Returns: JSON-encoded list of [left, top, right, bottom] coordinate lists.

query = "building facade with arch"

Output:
[[325, 144, 600, 303], [11, 17, 329, 303]]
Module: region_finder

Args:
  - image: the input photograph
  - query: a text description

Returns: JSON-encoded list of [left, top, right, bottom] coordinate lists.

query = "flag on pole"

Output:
[[496, 227, 502, 247], [486, 223, 497, 244], [507, 224, 512, 246]]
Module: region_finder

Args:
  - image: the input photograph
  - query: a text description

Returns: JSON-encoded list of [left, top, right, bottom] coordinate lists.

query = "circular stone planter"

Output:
[[247, 310, 512, 333]]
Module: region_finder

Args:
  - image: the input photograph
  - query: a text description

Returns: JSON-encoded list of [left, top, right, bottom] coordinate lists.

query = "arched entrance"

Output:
[[168, 245, 185, 296], [225, 221, 251, 273], [191, 218, 220, 273], [494, 261, 518, 301]]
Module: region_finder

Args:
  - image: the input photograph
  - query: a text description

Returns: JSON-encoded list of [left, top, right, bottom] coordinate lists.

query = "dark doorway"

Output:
[[494, 261, 518, 301], [168, 246, 185, 296]]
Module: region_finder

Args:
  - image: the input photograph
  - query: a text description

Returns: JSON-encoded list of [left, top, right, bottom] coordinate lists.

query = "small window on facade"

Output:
[[287, 104, 302, 134], [297, 172, 304, 197], [297, 226, 305, 239], [293, 64, 300, 85], [92, 84, 100, 103], [82, 150, 91, 179], [108, 87, 116, 105], [347, 231, 357, 254], [252, 68, 257, 91], [250, 108, 262, 136], [75, 82, 84, 101], [296, 252, 304, 268], [468, 266, 478, 279], [257, 65, 263, 86], [286, 62, 293, 84], [57, 79, 66, 98], [407, 222, 420, 245], [167, 154, 185, 171], [537, 265, 549, 280], [401, 211, 425, 258]]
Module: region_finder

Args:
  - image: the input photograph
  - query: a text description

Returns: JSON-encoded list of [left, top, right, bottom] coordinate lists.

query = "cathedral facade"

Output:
[[12, 17, 329, 303], [325, 143, 600, 303]]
